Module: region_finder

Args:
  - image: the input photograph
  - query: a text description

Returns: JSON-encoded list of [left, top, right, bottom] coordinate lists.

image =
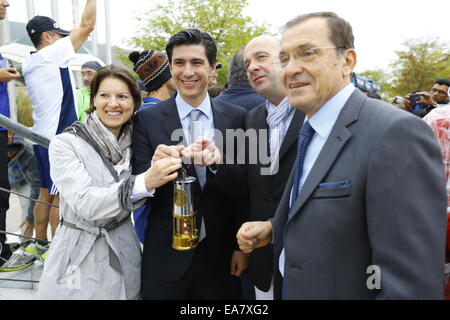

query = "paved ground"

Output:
[[0, 194, 46, 300]]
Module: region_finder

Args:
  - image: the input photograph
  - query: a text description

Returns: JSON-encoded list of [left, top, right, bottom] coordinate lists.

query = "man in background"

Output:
[[215, 49, 265, 111], [76, 60, 102, 122], [22, 0, 96, 258], [241, 35, 304, 299], [128, 49, 177, 244]]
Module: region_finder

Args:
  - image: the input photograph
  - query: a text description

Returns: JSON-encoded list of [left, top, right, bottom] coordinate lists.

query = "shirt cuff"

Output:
[[130, 173, 155, 203]]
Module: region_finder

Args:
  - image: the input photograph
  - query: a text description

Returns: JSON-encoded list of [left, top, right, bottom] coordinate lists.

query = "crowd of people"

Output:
[[0, 0, 449, 300]]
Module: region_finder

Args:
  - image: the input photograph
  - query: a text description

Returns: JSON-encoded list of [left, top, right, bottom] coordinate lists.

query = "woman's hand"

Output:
[[144, 157, 182, 190]]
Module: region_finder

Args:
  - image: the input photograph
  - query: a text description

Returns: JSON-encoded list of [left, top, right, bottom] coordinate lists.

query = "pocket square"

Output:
[[318, 180, 351, 188]]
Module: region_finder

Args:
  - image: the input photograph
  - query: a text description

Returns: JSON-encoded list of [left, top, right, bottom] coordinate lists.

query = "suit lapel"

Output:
[[278, 110, 305, 161], [288, 120, 351, 221], [211, 99, 229, 140], [161, 96, 186, 146], [287, 89, 366, 221]]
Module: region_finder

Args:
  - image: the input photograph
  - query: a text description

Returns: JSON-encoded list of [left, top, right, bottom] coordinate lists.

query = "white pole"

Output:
[[72, 0, 80, 29], [92, 26, 98, 56], [104, 0, 112, 64], [26, 0, 35, 20], [51, 0, 60, 23]]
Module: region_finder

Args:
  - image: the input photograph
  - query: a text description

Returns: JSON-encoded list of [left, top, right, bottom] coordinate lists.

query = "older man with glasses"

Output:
[[237, 12, 447, 300]]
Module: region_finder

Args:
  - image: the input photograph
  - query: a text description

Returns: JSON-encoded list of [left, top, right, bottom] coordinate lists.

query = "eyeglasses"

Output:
[[276, 46, 346, 68], [431, 88, 448, 95]]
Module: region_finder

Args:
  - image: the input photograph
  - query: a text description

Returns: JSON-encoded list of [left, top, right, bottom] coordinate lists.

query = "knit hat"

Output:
[[81, 61, 102, 71], [129, 50, 172, 92]]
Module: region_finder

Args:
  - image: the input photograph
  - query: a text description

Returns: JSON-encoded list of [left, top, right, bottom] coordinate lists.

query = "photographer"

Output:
[[404, 90, 437, 118], [430, 79, 450, 106], [404, 79, 450, 118]]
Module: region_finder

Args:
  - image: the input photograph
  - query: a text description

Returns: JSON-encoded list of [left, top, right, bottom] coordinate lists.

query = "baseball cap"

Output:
[[26, 15, 70, 38]]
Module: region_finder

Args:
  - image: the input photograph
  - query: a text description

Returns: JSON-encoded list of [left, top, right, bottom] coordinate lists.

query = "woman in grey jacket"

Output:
[[38, 66, 182, 300]]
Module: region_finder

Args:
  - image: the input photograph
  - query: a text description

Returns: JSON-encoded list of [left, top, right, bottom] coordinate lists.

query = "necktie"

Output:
[[282, 121, 315, 300], [189, 109, 206, 188], [189, 109, 206, 241], [290, 121, 316, 209]]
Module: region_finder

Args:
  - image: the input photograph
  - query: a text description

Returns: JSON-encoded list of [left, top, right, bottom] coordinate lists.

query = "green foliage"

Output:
[[390, 38, 450, 96], [122, 0, 269, 85], [360, 37, 450, 101], [15, 87, 33, 127]]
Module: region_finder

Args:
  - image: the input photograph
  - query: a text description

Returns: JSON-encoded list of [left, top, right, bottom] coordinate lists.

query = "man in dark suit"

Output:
[[241, 35, 304, 299], [237, 12, 447, 299], [132, 29, 248, 299]]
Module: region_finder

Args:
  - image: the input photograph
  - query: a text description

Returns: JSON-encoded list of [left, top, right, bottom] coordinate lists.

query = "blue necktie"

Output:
[[290, 121, 316, 209], [282, 121, 315, 300]]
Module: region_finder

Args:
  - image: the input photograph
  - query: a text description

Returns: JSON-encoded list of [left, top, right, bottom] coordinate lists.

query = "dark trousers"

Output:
[[0, 130, 10, 246], [142, 240, 226, 300]]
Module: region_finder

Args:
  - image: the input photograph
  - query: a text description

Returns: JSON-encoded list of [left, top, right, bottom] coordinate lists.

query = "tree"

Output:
[[390, 38, 450, 96], [119, 0, 269, 85]]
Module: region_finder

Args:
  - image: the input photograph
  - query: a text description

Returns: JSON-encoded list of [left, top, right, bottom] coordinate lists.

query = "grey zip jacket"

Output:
[[38, 130, 143, 300]]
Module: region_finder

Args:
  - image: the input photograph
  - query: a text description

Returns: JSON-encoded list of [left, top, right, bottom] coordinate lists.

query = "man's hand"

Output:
[[181, 137, 221, 167], [0, 68, 20, 82], [236, 221, 273, 254], [144, 157, 182, 190], [418, 92, 438, 106], [230, 250, 249, 277], [152, 144, 184, 163]]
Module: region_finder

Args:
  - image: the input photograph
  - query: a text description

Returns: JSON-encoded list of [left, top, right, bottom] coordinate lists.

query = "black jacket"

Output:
[[132, 96, 247, 289]]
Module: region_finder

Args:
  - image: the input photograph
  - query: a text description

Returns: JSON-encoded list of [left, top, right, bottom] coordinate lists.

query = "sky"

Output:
[[5, 0, 450, 73]]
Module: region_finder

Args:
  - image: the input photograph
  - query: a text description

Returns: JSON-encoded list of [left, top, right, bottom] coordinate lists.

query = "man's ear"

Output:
[[342, 49, 357, 78]]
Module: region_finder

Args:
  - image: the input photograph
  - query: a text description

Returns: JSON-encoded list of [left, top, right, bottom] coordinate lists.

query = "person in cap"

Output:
[[128, 50, 177, 112], [128, 50, 177, 244], [76, 60, 103, 123], [22, 0, 96, 256]]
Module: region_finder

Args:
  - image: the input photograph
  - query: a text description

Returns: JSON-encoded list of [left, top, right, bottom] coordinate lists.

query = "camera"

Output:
[[409, 93, 422, 108], [407, 92, 435, 118]]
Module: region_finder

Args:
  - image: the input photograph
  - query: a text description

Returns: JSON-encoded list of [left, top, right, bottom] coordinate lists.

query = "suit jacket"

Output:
[[272, 89, 447, 299], [132, 96, 247, 286], [215, 84, 266, 112], [245, 104, 305, 291]]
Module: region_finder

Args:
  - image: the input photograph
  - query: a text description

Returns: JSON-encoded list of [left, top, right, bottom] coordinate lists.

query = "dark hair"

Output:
[[166, 29, 217, 66], [284, 12, 355, 51], [86, 65, 142, 115], [30, 30, 57, 48], [228, 49, 249, 86], [435, 78, 450, 88]]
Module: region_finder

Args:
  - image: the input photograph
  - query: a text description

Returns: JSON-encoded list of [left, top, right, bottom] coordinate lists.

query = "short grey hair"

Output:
[[228, 49, 249, 87]]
